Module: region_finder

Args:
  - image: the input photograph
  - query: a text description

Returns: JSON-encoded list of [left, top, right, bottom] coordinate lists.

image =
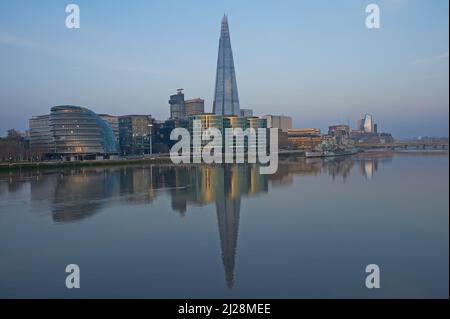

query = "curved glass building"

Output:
[[49, 105, 118, 158]]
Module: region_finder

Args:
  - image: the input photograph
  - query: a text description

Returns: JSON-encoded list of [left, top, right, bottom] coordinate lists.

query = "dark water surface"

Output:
[[0, 151, 448, 298]]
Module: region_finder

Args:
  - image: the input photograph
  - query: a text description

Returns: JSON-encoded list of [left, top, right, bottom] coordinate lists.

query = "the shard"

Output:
[[213, 15, 241, 116]]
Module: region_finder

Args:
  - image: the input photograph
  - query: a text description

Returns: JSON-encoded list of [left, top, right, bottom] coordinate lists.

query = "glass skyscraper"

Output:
[[363, 114, 374, 133], [213, 15, 241, 116]]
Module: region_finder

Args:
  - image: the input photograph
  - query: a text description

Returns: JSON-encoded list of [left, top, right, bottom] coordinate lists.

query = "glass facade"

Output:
[[213, 15, 241, 116], [224, 116, 249, 154], [99, 114, 120, 146], [29, 114, 54, 155], [363, 114, 374, 133], [48, 105, 118, 156], [246, 117, 267, 130], [118, 115, 153, 155], [169, 90, 185, 120]]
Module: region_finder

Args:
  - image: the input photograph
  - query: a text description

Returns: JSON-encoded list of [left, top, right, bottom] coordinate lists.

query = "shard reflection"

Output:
[[0, 154, 394, 287]]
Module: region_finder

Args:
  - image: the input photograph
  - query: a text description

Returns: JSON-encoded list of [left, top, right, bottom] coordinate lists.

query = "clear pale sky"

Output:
[[0, 0, 448, 138]]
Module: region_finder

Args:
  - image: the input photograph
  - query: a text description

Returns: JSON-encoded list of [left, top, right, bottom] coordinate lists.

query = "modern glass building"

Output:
[[240, 109, 253, 117], [99, 114, 120, 146], [213, 15, 241, 116], [29, 114, 54, 156], [246, 117, 267, 130], [363, 114, 374, 133], [182, 114, 225, 146], [118, 115, 153, 156], [224, 115, 248, 155], [181, 115, 268, 156], [169, 89, 185, 120], [49, 105, 118, 159]]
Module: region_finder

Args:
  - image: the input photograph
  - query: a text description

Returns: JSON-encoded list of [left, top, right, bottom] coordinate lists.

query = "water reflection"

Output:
[[1, 154, 405, 286]]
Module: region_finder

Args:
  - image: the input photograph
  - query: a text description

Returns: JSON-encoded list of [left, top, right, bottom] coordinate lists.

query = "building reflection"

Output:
[[0, 153, 394, 288], [356, 155, 392, 180]]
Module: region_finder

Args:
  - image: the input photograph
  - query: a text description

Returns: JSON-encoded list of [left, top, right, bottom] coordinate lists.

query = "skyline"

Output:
[[0, 0, 449, 138]]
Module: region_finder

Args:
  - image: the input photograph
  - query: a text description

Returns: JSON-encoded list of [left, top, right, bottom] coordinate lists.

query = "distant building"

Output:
[[185, 98, 205, 117], [29, 114, 53, 156], [288, 128, 321, 136], [169, 90, 206, 119], [240, 109, 253, 117], [180, 115, 268, 152], [356, 114, 377, 133], [181, 114, 223, 152], [224, 115, 249, 154], [363, 114, 374, 133], [379, 133, 394, 144], [213, 15, 241, 116], [328, 124, 351, 145], [273, 129, 289, 150], [351, 114, 391, 144], [263, 115, 293, 133], [169, 89, 185, 120], [287, 128, 322, 150], [152, 119, 180, 154], [29, 105, 119, 161], [246, 117, 267, 130], [356, 118, 364, 131], [119, 115, 153, 156]]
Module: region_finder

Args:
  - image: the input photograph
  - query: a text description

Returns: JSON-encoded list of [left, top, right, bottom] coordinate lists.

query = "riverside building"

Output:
[[29, 105, 119, 161]]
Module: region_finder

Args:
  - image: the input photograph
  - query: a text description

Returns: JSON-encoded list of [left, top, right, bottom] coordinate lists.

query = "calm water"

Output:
[[0, 151, 448, 298]]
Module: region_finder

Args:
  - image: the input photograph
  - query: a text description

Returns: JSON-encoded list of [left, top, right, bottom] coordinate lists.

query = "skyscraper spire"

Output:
[[213, 14, 241, 116]]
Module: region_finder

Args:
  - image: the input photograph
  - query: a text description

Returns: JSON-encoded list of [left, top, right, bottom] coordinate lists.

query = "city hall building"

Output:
[[29, 105, 119, 161]]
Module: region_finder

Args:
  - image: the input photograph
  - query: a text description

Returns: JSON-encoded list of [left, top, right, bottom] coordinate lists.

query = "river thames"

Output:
[[0, 151, 448, 298]]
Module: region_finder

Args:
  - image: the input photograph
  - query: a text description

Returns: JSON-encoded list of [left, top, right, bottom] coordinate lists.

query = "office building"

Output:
[[153, 119, 179, 154], [169, 89, 185, 120], [263, 115, 293, 133], [182, 114, 224, 148], [356, 114, 377, 133], [119, 115, 153, 156], [328, 125, 351, 145], [288, 128, 322, 150], [356, 118, 364, 131], [181, 115, 268, 152], [240, 109, 253, 117], [185, 98, 205, 117], [363, 114, 374, 133], [213, 15, 241, 116], [224, 115, 249, 154]]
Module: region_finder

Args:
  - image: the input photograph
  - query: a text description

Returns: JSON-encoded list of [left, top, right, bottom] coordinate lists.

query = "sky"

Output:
[[0, 0, 448, 138]]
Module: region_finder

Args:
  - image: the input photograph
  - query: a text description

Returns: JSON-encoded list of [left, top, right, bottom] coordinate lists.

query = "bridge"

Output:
[[357, 141, 449, 150]]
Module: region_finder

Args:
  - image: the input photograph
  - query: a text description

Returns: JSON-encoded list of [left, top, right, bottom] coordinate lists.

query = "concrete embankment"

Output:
[[0, 150, 309, 172], [0, 157, 174, 171]]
